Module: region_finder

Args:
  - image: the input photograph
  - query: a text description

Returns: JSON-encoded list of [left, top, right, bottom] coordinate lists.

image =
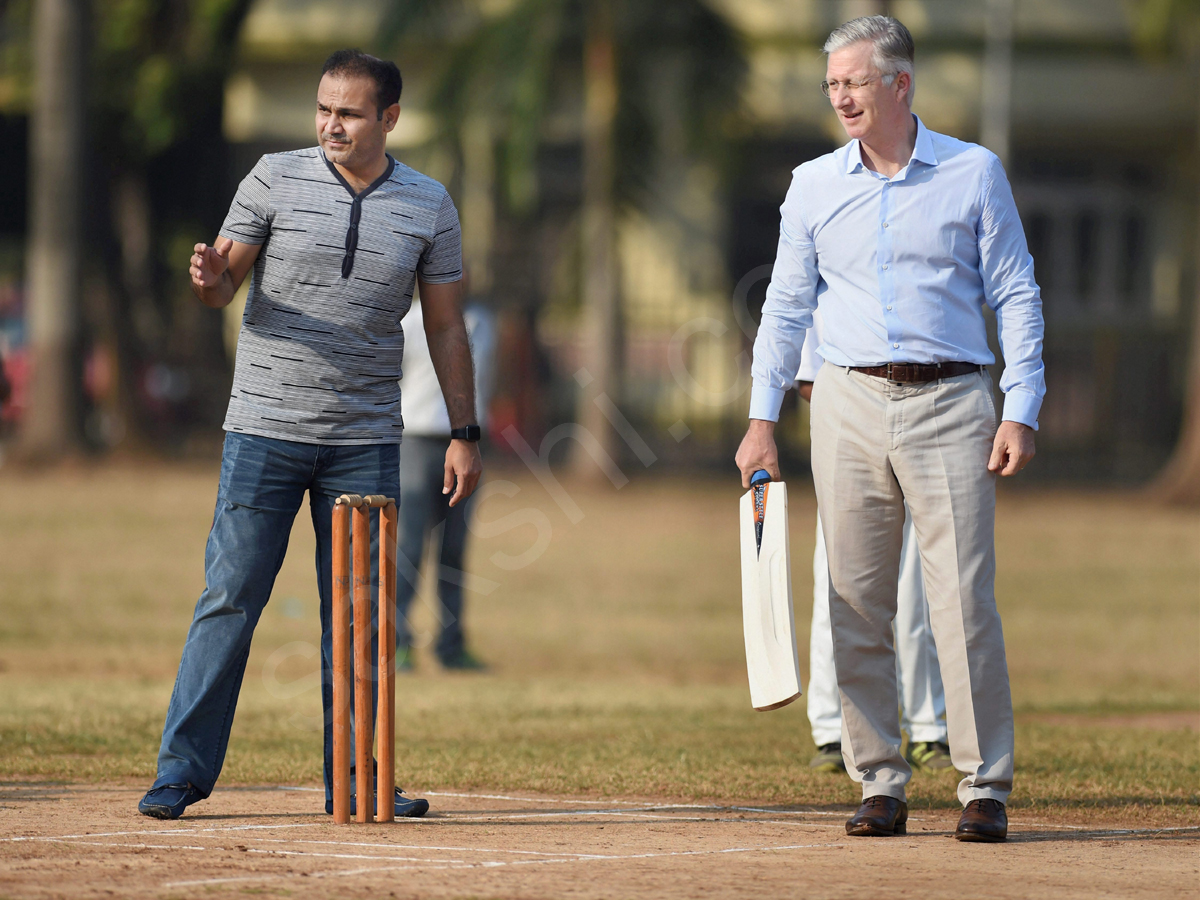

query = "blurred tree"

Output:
[[1134, 0, 1200, 504], [388, 0, 745, 472], [89, 0, 255, 450], [17, 0, 86, 460], [9, 0, 255, 455]]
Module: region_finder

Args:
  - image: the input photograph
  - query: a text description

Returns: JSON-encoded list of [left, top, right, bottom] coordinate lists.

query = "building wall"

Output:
[[222, 0, 1195, 477]]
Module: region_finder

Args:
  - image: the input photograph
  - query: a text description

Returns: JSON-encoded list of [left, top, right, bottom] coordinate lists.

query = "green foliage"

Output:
[[402, 0, 747, 215], [0, 0, 31, 113], [1131, 0, 1200, 55], [92, 0, 255, 163]]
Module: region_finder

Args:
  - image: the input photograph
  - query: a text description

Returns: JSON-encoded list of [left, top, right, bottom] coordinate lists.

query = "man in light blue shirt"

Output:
[[736, 16, 1044, 843]]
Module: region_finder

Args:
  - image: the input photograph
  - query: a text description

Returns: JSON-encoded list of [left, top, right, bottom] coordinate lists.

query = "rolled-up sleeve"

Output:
[[978, 156, 1046, 429], [750, 175, 821, 421]]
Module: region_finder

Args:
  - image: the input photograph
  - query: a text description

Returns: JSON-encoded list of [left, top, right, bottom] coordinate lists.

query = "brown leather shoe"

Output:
[[955, 798, 1008, 842], [845, 795, 908, 836]]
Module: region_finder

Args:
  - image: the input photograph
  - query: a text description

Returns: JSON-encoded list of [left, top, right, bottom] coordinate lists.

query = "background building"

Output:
[[0, 0, 1194, 483]]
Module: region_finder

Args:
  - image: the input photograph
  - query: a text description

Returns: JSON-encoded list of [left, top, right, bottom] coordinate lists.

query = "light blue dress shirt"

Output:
[[750, 116, 1045, 429]]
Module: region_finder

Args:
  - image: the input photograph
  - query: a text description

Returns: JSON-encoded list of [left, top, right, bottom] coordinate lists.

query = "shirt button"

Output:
[[887, 305, 893, 310], [893, 343, 899, 349], [883, 222, 889, 228], [882, 264, 889, 270]]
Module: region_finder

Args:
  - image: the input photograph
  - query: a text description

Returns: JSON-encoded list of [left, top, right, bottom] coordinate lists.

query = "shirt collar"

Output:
[[842, 114, 939, 176], [911, 115, 938, 167]]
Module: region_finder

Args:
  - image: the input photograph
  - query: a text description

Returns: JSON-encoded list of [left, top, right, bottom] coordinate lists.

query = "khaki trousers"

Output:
[[810, 364, 1014, 806]]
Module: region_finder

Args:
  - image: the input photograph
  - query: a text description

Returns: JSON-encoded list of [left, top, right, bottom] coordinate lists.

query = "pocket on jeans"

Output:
[[218, 433, 309, 511]]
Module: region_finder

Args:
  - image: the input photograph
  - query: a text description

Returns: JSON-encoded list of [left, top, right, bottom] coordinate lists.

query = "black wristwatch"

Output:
[[450, 424, 482, 442]]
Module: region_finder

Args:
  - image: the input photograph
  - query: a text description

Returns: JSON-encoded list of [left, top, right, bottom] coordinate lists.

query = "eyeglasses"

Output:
[[820, 77, 881, 98]]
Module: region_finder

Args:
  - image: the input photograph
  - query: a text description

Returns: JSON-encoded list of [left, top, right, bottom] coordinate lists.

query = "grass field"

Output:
[[0, 462, 1196, 820]]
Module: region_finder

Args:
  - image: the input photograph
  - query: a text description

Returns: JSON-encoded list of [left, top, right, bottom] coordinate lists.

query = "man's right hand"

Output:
[[188, 237, 259, 309], [735, 419, 781, 488], [190, 237, 233, 290]]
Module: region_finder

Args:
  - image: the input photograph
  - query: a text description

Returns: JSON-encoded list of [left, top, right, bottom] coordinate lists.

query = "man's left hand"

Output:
[[988, 421, 1035, 476], [444, 439, 483, 506]]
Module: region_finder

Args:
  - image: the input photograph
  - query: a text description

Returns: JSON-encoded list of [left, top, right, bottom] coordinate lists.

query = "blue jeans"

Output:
[[152, 432, 399, 802]]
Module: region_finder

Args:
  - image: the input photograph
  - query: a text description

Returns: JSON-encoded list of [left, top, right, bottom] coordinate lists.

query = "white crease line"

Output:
[[1016, 826, 1200, 836], [164, 841, 843, 887], [432, 810, 718, 822], [3, 830, 207, 843], [1, 823, 322, 843], [421, 793, 866, 818], [247, 848, 468, 863], [422, 808, 859, 824], [243, 837, 610, 858], [27, 840, 212, 852], [728, 807, 863, 818], [423, 790, 652, 806], [432, 816, 848, 831], [423, 797, 860, 818], [0, 814, 880, 855], [190, 822, 323, 832]]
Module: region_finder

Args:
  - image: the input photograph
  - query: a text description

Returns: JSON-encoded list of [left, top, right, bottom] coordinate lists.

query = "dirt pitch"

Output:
[[2, 783, 1196, 899]]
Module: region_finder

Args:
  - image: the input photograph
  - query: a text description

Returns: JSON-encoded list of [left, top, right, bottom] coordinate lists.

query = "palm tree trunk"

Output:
[[1151, 85, 1200, 505], [461, 115, 496, 293], [573, 0, 620, 476], [107, 170, 159, 449], [1152, 289, 1200, 504], [18, 0, 86, 459], [981, 0, 1014, 167]]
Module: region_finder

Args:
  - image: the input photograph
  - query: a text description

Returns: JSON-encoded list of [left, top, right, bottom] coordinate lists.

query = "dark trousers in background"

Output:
[[395, 435, 475, 663]]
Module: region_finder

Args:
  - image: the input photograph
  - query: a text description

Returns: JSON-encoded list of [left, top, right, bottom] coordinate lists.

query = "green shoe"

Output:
[[906, 740, 954, 771], [809, 742, 846, 773], [396, 645, 413, 673], [440, 648, 487, 671]]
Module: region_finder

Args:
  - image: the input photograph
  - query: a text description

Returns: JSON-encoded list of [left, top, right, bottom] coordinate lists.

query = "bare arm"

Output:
[[419, 277, 483, 506], [189, 237, 262, 309], [419, 278, 477, 426]]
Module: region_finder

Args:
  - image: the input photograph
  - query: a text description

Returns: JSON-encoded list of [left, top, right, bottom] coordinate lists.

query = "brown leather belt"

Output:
[[849, 362, 982, 384]]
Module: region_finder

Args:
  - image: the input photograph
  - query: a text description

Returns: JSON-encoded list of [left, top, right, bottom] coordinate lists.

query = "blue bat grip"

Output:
[[750, 469, 772, 486]]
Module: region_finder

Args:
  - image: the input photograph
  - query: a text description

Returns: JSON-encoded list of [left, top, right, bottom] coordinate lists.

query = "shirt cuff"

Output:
[[749, 386, 787, 422], [1001, 389, 1041, 431]]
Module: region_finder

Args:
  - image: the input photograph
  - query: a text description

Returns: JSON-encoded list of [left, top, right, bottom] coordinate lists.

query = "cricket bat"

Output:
[[739, 469, 802, 711]]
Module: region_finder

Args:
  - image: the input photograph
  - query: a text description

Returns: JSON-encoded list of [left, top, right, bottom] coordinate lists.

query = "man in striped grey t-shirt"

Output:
[[138, 50, 482, 821]]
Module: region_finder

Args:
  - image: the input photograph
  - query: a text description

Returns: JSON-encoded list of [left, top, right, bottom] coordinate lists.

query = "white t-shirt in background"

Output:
[[399, 299, 496, 437]]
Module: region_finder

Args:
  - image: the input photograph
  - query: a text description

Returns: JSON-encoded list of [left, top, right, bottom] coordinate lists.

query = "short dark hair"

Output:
[[321, 49, 402, 118]]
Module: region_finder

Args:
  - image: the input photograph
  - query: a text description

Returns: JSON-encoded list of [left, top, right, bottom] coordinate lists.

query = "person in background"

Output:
[[0, 350, 10, 406], [395, 285, 496, 670]]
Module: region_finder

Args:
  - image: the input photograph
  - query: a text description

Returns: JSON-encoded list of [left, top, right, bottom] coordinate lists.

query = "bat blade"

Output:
[[739, 479, 802, 711]]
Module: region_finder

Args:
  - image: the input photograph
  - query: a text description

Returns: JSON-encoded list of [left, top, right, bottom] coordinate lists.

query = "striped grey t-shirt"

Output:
[[219, 147, 462, 444]]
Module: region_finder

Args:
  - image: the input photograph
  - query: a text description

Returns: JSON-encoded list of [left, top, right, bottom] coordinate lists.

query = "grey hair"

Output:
[[823, 16, 916, 105]]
